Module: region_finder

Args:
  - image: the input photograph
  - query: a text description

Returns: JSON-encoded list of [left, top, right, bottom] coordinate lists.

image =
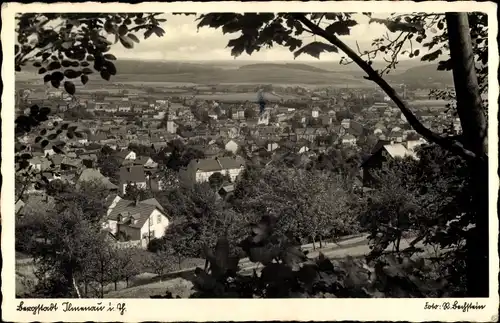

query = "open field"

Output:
[[192, 92, 296, 102], [17, 60, 453, 88]]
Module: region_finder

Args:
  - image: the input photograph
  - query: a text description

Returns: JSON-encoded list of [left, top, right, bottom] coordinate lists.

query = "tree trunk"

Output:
[[178, 256, 182, 270], [312, 236, 316, 251], [319, 236, 323, 249], [446, 12, 489, 297], [114, 281, 118, 291], [126, 277, 129, 288], [84, 280, 88, 297], [446, 13, 488, 157], [72, 276, 81, 299]]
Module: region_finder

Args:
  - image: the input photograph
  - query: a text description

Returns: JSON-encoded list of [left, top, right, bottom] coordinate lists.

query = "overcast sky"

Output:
[[110, 13, 403, 61]]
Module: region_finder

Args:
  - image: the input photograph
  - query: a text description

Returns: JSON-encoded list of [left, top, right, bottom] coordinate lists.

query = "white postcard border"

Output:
[[2, 1, 499, 322]]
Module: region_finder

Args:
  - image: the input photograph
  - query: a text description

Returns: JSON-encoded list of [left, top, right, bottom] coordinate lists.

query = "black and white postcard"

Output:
[[2, 1, 498, 322]]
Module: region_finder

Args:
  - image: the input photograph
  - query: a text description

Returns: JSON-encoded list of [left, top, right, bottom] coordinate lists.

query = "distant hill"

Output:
[[386, 64, 453, 85], [18, 59, 453, 87], [239, 63, 330, 73]]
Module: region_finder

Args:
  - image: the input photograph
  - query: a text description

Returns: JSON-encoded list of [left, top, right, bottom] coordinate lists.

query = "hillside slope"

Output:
[[18, 59, 452, 86]]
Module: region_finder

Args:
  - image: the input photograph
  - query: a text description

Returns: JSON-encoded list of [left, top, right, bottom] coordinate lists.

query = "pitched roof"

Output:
[[192, 158, 222, 172], [78, 168, 118, 190], [116, 150, 134, 159], [140, 198, 164, 211], [383, 143, 415, 159], [119, 165, 147, 183], [50, 154, 64, 165], [107, 199, 163, 228], [217, 156, 246, 169]]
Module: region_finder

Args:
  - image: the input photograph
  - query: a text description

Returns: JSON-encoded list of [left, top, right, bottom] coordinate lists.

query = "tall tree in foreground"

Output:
[[444, 12, 488, 297]]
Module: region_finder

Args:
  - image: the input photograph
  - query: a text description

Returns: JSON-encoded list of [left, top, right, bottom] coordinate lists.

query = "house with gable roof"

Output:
[[181, 156, 246, 185], [361, 142, 418, 187], [119, 165, 148, 194], [103, 195, 169, 248]]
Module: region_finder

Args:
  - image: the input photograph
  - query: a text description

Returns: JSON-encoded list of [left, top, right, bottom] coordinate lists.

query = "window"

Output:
[[157, 213, 162, 224]]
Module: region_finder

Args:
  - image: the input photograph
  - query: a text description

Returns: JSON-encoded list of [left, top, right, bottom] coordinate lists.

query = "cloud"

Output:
[[108, 13, 422, 61]]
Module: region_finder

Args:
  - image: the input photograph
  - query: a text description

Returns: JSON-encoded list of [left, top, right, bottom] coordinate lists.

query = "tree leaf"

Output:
[[119, 35, 134, 49], [82, 68, 93, 75], [48, 61, 62, 71], [81, 74, 89, 85], [33, 61, 42, 68], [80, 61, 90, 67], [104, 61, 117, 75], [51, 71, 64, 82], [100, 70, 111, 81], [43, 74, 52, 83], [64, 81, 76, 95], [50, 79, 61, 88], [144, 29, 154, 39], [118, 24, 128, 36], [104, 53, 117, 60], [47, 133, 58, 140], [64, 69, 82, 79], [437, 59, 453, 71], [127, 34, 140, 43], [294, 41, 338, 59], [325, 21, 356, 36], [152, 26, 166, 37], [61, 60, 72, 68], [370, 18, 424, 33], [42, 52, 51, 61], [38, 67, 47, 74]]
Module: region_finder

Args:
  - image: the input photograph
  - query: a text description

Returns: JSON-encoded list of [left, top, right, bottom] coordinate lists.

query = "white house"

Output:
[[117, 150, 137, 161], [183, 156, 246, 184], [405, 138, 427, 152], [298, 145, 310, 154], [342, 134, 357, 146], [118, 105, 132, 113], [311, 107, 320, 118], [267, 141, 279, 152], [258, 112, 269, 125], [119, 166, 147, 194], [103, 196, 169, 249], [44, 148, 56, 157], [166, 121, 178, 134], [225, 140, 239, 154]]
